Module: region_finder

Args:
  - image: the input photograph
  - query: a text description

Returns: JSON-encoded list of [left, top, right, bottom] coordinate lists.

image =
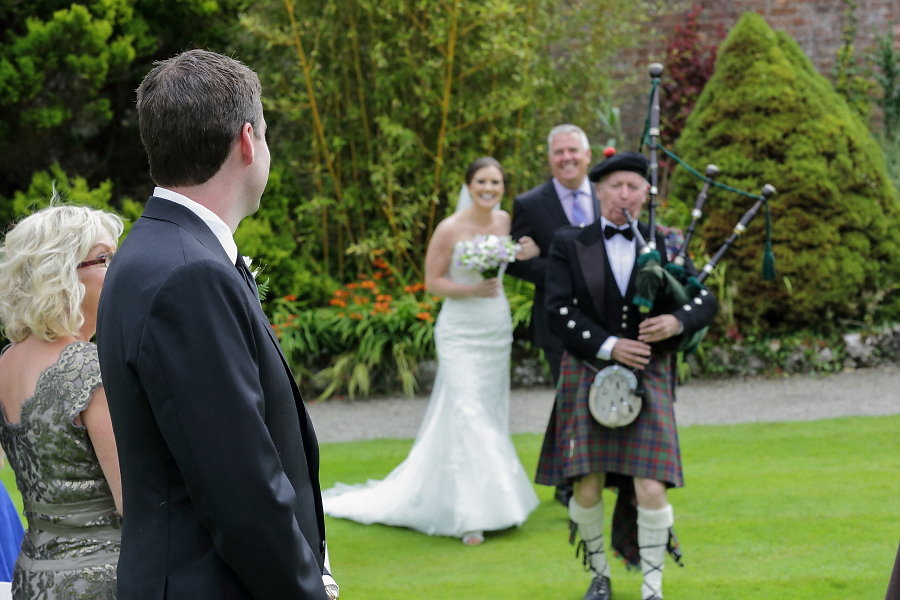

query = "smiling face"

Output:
[[597, 170, 650, 226], [467, 165, 505, 209], [549, 131, 591, 190]]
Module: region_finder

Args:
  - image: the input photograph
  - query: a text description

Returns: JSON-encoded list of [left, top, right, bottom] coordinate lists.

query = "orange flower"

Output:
[[417, 302, 430, 309], [353, 295, 369, 305], [346, 282, 358, 290], [349, 312, 364, 320], [415, 312, 434, 322], [373, 271, 384, 280], [283, 294, 297, 302], [376, 294, 393, 303], [329, 298, 347, 307], [360, 280, 377, 290], [373, 258, 389, 270], [333, 289, 349, 298]]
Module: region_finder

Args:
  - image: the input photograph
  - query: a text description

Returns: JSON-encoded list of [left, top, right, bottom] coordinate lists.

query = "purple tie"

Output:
[[570, 191, 588, 225]]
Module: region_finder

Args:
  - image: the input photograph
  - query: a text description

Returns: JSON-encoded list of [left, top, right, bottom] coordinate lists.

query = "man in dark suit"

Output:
[[535, 151, 717, 600], [507, 124, 597, 385], [96, 49, 334, 599], [507, 124, 596, 506]]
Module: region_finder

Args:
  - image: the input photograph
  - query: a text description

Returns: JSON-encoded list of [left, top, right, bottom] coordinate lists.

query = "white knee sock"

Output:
[[637, 504, 674, 599], [569, 497, 610, 579]]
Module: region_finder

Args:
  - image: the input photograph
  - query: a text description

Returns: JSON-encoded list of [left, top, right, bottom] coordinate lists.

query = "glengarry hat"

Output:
[[588, 148, 650, 182]]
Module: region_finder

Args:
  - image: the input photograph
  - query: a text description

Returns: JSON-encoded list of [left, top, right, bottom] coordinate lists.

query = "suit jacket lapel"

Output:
[[589, 185, 600, 223], [142, 196, 300, 399], [541, 180, 571, 227], [575, 223, 607, 318]]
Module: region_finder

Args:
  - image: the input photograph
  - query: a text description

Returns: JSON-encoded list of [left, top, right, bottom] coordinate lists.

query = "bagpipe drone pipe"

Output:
[[630, 63, 777, 353]]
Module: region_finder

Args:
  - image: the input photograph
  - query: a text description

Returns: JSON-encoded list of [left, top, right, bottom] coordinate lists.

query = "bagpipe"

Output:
[[629, 63, 777, 353]]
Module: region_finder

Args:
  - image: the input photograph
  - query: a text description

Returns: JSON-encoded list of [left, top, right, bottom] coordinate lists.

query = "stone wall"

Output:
[[610, 0, 900, 146]]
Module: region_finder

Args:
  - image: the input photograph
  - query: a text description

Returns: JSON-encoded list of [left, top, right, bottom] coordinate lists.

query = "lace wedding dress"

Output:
[[323, 241, 538, 538]]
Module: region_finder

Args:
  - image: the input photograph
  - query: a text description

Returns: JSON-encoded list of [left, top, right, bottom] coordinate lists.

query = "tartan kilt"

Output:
[[535, 351, 684, 488]]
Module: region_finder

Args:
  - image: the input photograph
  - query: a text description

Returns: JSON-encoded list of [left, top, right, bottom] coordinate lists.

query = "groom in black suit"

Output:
[[97, 50, 333, 599]]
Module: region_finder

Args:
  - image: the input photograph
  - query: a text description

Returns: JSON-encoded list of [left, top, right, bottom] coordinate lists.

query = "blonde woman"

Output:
[[0, 204, 123, 599]]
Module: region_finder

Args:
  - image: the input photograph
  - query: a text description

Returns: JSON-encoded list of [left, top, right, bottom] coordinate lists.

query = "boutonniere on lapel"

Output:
[[242, 255, 270, 302]]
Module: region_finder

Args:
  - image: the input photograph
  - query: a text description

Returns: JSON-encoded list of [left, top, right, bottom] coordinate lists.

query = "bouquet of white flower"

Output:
[[456, 234, 519, 279]]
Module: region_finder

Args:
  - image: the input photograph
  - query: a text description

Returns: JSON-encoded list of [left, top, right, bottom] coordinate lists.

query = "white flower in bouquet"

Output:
[[456, 234, 519, 279]]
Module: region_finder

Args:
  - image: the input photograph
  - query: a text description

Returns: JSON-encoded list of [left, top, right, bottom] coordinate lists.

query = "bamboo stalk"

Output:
[[283, 0, 354, 226], [426, 0, 460, 242], [349, 7, 373, 157]]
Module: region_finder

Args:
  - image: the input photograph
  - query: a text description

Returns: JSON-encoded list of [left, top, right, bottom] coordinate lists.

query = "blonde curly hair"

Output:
[[0, 204, 124, 343]]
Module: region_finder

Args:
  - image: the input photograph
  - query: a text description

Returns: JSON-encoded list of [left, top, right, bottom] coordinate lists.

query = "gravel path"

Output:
[[307, 364, 900, 443]]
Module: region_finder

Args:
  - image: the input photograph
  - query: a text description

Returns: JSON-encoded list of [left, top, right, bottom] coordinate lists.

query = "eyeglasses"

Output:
[[77, 252, 115, 269]]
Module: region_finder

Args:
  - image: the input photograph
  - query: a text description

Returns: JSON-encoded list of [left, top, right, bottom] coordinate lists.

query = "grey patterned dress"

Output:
[[0, 341, 121, 599]]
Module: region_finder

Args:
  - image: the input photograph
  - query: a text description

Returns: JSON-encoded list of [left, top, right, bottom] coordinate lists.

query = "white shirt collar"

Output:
[[153, 187, 238, 264]]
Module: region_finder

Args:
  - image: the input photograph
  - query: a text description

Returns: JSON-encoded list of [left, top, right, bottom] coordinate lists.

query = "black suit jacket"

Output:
[[506, 179, 598, 354], [544, 220, 718, 361], [97, 197, 328, 600]]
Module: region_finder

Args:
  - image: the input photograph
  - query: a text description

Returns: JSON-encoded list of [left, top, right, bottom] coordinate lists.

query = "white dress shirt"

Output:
[[596, 216, 636, 360], [551, 178, 593, 225]]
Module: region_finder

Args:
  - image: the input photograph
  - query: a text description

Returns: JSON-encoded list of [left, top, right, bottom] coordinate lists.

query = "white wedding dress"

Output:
[[322, 241, 539, 538]]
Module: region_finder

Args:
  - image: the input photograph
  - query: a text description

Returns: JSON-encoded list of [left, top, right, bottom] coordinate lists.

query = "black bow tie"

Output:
[[604, 225, 634, 241]]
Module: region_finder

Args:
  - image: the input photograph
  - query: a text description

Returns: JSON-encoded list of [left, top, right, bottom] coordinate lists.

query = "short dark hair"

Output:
[[136, 49, 263, 186], [464, 156, 505, 186]]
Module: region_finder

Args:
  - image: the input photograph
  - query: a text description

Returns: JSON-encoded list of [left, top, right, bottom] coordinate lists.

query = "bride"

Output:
[[323, 156, 540, 545]]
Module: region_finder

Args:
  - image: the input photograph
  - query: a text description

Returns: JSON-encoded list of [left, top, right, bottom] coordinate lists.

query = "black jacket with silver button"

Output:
[[544, 220, 718, 361]]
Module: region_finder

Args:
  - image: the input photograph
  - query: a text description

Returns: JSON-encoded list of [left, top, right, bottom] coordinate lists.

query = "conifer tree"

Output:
[[668, 12, 900, 331]]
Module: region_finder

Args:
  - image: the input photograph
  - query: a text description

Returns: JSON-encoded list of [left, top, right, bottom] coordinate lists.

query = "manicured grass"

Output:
[[2, 416, 896, 598], [320, 416, 900, 600]]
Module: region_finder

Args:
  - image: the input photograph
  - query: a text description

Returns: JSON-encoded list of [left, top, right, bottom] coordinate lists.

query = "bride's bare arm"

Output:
[[425, 220, 501, 298]]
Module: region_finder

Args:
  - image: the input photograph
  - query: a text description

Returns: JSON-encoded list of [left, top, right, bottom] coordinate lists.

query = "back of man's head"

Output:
[[136, 49, 263, 187]]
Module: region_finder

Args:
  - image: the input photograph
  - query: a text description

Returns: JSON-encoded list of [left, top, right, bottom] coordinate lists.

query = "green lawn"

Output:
[[319, 416, 900, 600], [2, 416, 897, 599]]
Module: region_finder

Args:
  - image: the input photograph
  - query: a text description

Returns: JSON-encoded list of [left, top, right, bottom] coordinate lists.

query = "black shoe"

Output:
[[555, 483, 573, 506], [582, 575, 612, 600]]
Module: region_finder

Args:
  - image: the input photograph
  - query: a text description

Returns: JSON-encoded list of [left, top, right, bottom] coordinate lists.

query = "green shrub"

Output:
[[6, 165, 142, 228], [237, 0, 662, 289], [668, 13, 900, 333], [270, 258, 440, 399], [270, 258, 538, 399]]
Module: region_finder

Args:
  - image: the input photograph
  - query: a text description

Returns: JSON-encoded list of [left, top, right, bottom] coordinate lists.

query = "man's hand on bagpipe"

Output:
[[611, 338, 652, 371], [638, 314, 682, 344]]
